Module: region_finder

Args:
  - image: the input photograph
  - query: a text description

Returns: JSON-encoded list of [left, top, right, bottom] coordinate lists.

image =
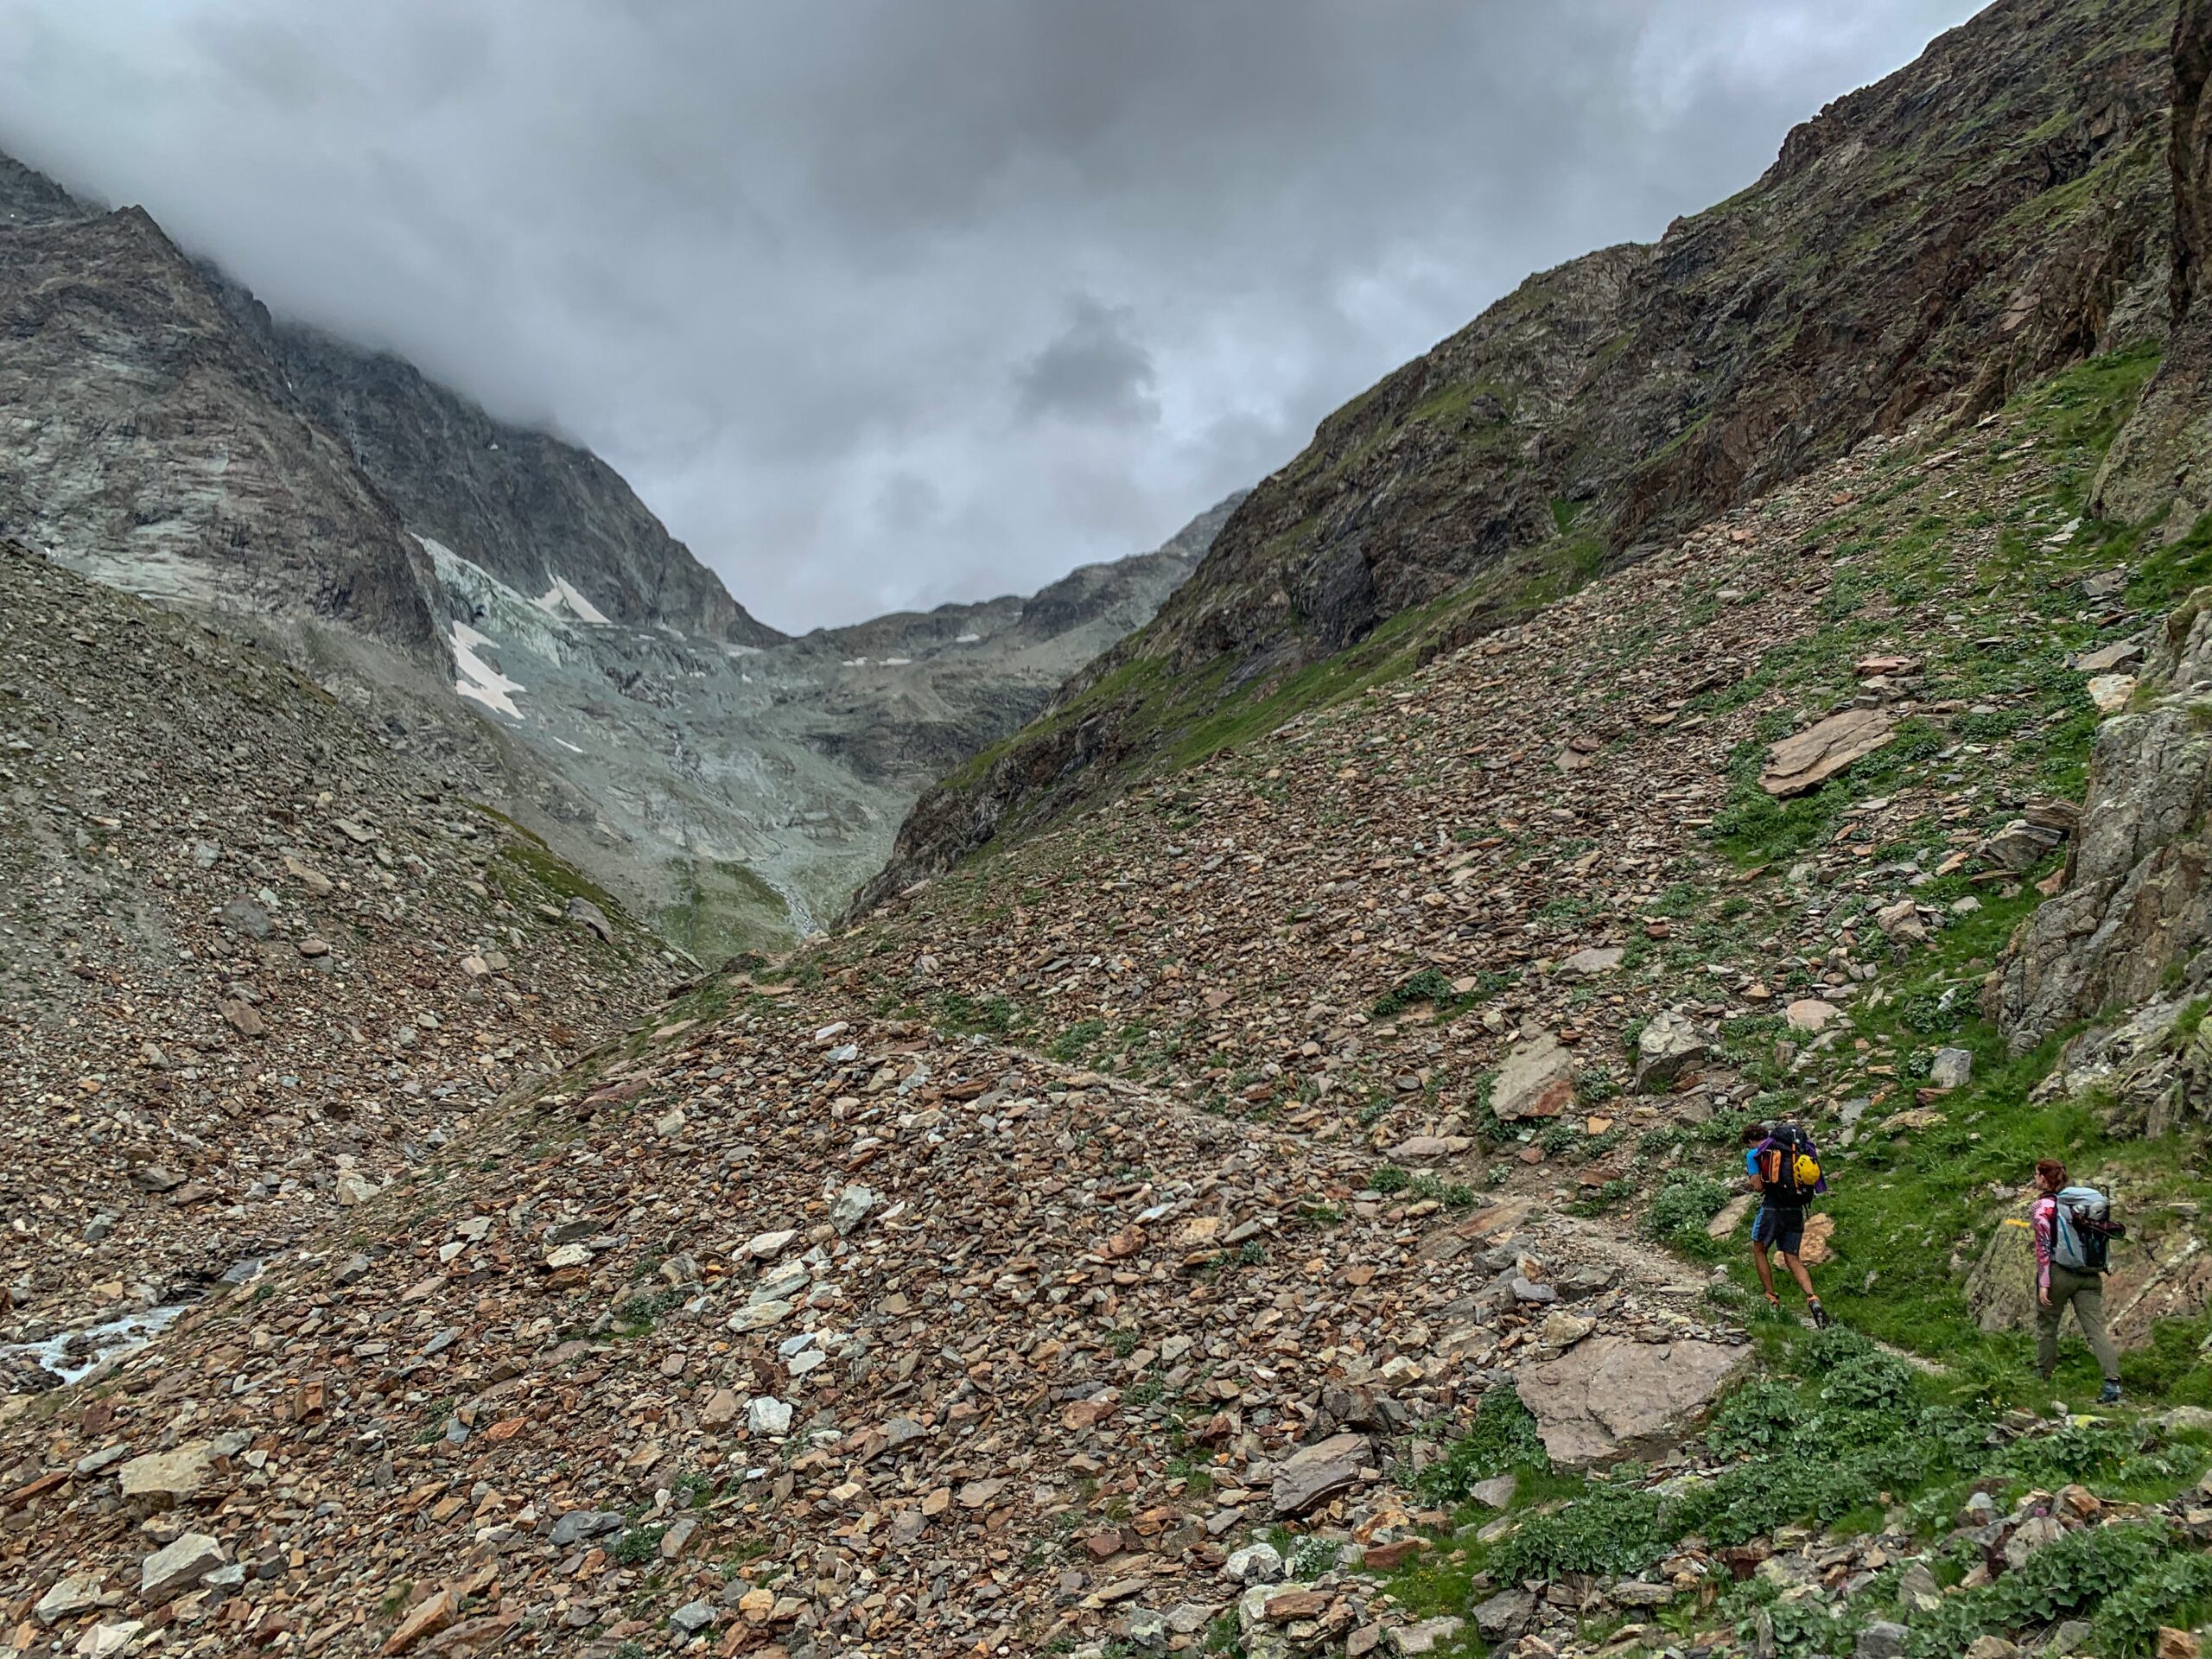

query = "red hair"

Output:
[[2036, 1159, 2067, 1192]]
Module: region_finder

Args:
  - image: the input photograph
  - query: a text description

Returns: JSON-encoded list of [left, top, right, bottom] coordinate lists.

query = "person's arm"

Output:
[[1745, 1147, 1766, 1195], [2031, 1196, 2053, 1301]]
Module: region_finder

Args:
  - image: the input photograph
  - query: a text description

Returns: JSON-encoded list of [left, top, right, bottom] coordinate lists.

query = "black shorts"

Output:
[[1752, 1206, 1806, 1254]]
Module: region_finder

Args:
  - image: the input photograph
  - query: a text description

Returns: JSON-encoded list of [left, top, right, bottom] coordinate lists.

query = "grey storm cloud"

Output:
[[1016, 297, 1159, 427], [0, 0, 1981, 630]]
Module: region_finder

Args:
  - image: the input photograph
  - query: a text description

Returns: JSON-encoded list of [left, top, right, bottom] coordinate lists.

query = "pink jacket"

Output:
[[2031, 1193, 2055, 1295]]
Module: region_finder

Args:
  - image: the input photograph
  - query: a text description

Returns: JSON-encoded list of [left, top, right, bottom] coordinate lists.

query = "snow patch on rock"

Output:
[[450, 622, 524, 720], [534, 573, 610, 626]]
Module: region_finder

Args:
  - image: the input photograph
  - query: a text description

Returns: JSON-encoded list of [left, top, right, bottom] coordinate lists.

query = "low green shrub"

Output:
[[1706, 1377, 1808, 1458], [1413, 1388, 1546, 1504]]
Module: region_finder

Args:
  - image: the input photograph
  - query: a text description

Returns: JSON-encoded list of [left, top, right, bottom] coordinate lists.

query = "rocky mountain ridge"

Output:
[[863, 0, 2180, 904], [0, 153, 1225, 955], [209, 281, 785, 653]]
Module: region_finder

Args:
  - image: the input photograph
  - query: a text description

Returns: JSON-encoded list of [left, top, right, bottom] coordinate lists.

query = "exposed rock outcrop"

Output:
[[1993, 597, 2212, 1049], [1967, 1183, 2212, 1343], [0, 199, 439, 652], [1994, 10, 2212, 1057], [2098, 0, 2212, 524], [232, 296, 787, 648]]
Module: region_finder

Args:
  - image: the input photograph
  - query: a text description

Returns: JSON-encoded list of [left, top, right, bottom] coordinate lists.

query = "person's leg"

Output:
[[2035, 1268, 2065, 1379], [2067, 1274, 2122, 1389], [2035, 1274, 2070, 1389], [1780, 1231, 1830, 1325], [1750, 1209, 1781, 1300], [1781, 1250, 1816, 1300], [1767, 1210, 1822, 1315]]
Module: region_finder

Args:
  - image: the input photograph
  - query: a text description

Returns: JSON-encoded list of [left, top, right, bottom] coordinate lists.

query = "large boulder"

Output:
[[1516, 1337, 1748, 1467], [1491, 1033, 1575, 1122], [1633, 1011, 1709, 1094]]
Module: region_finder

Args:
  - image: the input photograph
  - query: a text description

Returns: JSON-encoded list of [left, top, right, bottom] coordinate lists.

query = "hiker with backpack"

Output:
[[2031, 1158, 2124, 1404], [1742, 1122, 1830, 1327]]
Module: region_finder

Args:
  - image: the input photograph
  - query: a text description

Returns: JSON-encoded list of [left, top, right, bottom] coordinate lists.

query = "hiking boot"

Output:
[[1808, 1299, 1831, 1329], [2099, 1380, 2123, 1405]]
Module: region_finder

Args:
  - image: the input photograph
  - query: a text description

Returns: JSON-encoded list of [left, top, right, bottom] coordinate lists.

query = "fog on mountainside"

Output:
[[0, 151, 1234, 955], [0, 0, 1982, 629]]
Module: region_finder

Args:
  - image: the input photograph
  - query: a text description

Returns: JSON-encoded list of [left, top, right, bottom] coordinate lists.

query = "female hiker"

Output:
[[2031, 1158, 2123, 1405]]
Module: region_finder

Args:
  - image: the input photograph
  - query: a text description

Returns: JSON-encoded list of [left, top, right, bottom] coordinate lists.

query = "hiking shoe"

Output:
[[2099, 1381, 2124, 1405], [1808, 1300, 1831, 1329]]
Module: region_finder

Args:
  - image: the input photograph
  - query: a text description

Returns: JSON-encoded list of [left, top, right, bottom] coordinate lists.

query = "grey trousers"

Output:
[[2036, 1263, 2120, 1382]]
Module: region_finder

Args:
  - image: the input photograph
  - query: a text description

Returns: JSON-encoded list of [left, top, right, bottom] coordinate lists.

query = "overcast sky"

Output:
[[0, 1, 1980, 632]]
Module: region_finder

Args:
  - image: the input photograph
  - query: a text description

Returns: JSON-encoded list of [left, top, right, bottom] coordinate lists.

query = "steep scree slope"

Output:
[[865, 0, 2179, 901], [8, 343, 2209, 1657], [0, 541, 681, 1349]]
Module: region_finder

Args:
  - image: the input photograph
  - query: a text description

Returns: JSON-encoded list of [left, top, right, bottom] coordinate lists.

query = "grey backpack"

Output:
[[2050, 1185, 2124, 1274]]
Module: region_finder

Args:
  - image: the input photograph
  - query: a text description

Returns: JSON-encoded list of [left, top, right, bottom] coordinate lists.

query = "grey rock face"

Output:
[[1268, 1431, 1370, 1516], [1633, 1010, 1710, 1094], [0, 201, 438, 652], [139, 1532, 224, 1600], [830, 1184, 880, 1236], [1470, 1589, 1535, 1644], [1491, 1032, 1576, 1121], [1929, 1046, 1974, 1090], [242, 308, 784, 651], [549, 1510, 625, 1547], [1222, 1541, 1284, 1586], [0, 151, 1228, 954], [1993, 602, 2212, 1048], [2098, 0, 2212, 528]]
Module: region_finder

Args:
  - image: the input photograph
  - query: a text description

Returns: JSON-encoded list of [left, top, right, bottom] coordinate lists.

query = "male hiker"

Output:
[[1743, 1121, 1830, 1326], [2031, 1158, 2124, 1404]]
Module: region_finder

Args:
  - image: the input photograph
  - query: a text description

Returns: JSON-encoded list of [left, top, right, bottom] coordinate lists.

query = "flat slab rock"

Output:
[[118, 1441, 215, 1503], [1516, 1336, 1748, 1467], [1760, 707, 1893, 798], [1269, 1431, 1370, 1516]]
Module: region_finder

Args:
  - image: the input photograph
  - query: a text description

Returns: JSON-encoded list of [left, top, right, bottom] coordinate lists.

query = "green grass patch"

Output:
[[1384, 1328, 2212, 1656], [650, 855, 794, 962], [493, 839, 628, 925]]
